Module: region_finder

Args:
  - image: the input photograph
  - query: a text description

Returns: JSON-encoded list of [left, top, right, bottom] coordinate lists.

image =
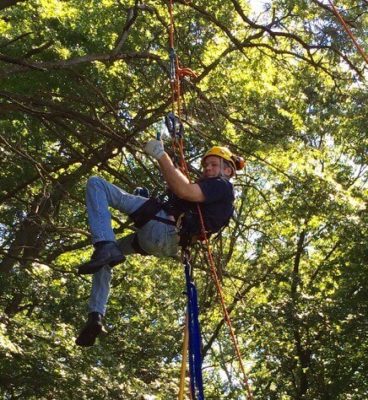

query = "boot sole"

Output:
[[77, 255, 125, 275]]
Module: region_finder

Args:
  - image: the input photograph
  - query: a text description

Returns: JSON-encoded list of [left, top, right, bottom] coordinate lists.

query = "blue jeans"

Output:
[[86, 176, 180, 315]]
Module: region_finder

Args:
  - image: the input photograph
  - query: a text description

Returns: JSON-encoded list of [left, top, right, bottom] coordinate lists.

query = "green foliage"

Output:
[[0, 0, 367, 398]]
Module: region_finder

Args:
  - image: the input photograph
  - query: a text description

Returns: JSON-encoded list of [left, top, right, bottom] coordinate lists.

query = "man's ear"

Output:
[[224, 166, 234, 178]]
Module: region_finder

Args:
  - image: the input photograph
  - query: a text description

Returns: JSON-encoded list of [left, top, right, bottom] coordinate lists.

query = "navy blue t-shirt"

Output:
[[167, 177, 235, 234]]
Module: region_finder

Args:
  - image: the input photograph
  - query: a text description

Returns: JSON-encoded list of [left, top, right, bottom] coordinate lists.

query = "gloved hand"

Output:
[[144, 139, 165, 160]]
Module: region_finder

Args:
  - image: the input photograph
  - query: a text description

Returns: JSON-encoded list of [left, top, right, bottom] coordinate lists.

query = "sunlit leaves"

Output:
[[0, 0, 367, 398]]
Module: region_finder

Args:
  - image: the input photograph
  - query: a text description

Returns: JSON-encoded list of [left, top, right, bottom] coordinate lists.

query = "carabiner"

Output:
[[165, 112, 184, 138]]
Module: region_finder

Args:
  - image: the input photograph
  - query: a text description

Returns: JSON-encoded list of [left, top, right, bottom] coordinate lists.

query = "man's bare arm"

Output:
[[158, 153, 205, 202]]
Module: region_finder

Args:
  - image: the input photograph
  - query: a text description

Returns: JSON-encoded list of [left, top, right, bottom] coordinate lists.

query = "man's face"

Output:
[[202, 155, 232, 178]]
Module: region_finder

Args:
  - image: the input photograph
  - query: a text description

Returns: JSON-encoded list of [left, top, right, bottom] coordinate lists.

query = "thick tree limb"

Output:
[[0, 52, 47, 71], [0, 0, 26, 11], [0, 51, 162, 77]]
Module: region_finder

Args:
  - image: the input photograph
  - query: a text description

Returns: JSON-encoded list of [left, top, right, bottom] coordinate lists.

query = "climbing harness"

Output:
[[129, 197, 175, 229], [128, 187, 232, 250]]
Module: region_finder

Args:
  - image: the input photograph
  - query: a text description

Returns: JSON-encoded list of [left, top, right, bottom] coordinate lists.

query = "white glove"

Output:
[[144, 139, 165, 160]]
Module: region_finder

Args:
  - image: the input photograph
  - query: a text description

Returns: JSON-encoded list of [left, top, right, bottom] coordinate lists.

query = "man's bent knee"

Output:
[[87, 176, 105, 189]]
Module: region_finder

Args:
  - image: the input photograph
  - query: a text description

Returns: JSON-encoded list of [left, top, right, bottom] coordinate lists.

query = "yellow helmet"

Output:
[[202, 146, 245, 171]]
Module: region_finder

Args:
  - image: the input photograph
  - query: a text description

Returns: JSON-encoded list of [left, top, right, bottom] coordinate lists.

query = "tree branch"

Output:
[[110, 4, 140, 57], [0, 51, 162, 77], [0, 0, 26, 11]]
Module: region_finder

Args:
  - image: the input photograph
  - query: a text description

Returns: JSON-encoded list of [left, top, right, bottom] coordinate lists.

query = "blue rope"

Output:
[[184, 257, 205, 400]]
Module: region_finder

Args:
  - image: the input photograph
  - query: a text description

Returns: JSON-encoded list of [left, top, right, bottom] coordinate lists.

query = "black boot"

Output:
[[75, 312, 104, 347], [78, 241, 125, 275]]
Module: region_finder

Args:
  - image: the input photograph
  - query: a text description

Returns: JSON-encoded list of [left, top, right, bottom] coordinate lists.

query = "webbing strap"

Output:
[[129, 198, 177, 229], [129, 198, 163, 228], [152, 216, 176, 226], [184, 256, 205, 400], [131, 234, 149, 256]]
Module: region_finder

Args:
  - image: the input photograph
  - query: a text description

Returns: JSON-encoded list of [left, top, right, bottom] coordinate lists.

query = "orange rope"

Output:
[[196, 207, 254, 400], [327, 0, 368, 65], [168, 0, 197, 175], [167, 3, 253, 398]]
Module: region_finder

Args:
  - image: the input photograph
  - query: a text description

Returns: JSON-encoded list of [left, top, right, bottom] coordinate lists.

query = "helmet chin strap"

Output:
[[200, 157, 232, 179]]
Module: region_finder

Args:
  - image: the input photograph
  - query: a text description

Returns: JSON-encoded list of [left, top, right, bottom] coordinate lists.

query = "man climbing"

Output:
[[75, 138, 243, 346]]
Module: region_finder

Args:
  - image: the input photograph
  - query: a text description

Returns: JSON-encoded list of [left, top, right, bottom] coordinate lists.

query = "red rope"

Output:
[[327, 0, 368, 65]]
